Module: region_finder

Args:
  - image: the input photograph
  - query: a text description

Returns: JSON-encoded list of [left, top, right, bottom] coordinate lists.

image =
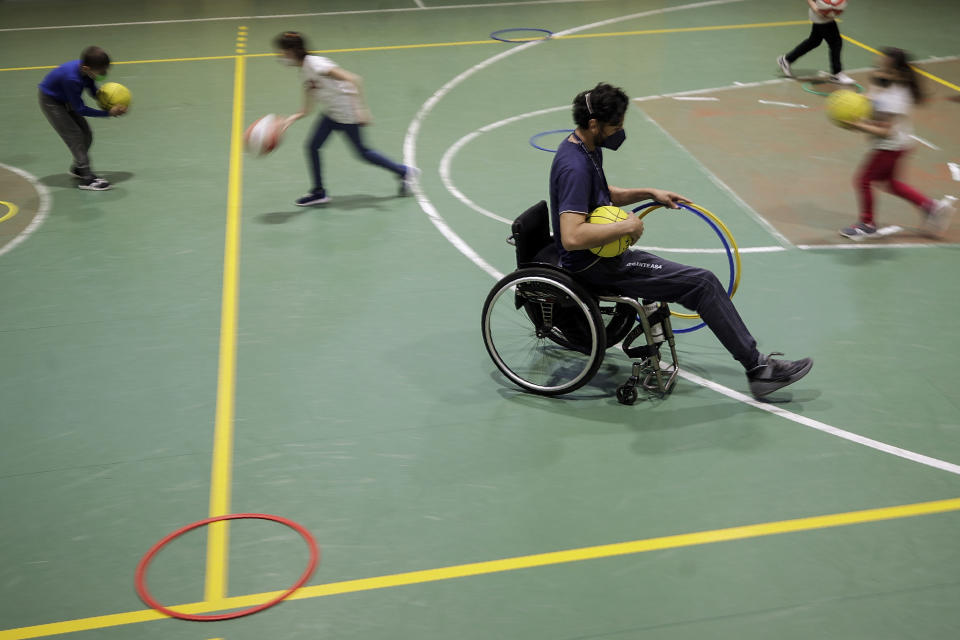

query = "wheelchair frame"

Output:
[[481, 201, 680, 404]]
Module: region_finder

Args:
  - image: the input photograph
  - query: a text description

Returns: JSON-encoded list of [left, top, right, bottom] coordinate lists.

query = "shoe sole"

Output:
[[750, 359, 813, 398], [838, 229, 877, 240], [295, 198, 331, 206], [78, 184, 112, 191]]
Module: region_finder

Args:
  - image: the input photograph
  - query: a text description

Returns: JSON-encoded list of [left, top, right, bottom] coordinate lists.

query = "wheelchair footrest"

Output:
[[616, 301, 680, 403]]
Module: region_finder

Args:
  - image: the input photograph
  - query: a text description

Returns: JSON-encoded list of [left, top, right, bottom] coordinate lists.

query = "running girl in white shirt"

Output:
[[276, 32, 418, 206], [839, 48, 954, 239]]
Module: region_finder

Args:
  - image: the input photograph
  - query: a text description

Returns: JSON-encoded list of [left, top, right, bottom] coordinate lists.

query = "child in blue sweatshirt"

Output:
[[38, 46, 127, 190]]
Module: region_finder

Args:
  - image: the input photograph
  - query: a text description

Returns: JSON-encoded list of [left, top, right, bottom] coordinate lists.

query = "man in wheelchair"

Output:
[[550, 82, 812, 399]]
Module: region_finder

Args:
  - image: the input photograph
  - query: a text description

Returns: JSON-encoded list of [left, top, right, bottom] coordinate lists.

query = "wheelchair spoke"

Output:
[[482, 270, 605, 395]]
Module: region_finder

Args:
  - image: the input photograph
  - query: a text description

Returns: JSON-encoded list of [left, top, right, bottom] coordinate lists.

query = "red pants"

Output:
[[856, 149, 932, 225]]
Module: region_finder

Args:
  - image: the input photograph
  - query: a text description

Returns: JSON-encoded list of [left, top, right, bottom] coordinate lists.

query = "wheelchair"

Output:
[[481, 201, 680, 404]]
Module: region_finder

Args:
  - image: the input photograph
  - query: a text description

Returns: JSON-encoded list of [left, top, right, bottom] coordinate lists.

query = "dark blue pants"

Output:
[[307, 115, 407, 192], [577, 251, 761, 369]]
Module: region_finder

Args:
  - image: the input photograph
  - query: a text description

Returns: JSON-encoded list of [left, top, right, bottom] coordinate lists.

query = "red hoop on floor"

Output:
[[134, 513, 319, 621]]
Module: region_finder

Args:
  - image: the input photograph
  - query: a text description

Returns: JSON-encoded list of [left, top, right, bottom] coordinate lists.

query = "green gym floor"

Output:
[[1, 1, 959, 638]]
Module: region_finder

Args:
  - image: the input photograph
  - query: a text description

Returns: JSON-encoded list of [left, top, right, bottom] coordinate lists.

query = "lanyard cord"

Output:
[[567, 131, 609, 272], [570, 131, 611, 202]]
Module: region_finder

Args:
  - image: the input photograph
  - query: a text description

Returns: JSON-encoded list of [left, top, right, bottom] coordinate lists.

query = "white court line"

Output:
[[635, 56, 960, 103], [440, 105, 786, 253], [0, 163, 52, 259], [404, 0, 749, 282], [949, 162, 960, 181], [672, 96, 719, 101], [414, 0, 427, 7], [634, 78, 786, 102], [910, 135, 940, 151], [438, 105, 569, 226], [439, 131, 512, 224], [404, 0, 960, 478], [797, 241, 960, 250], [758, 99, 808, 109], [0, 0, 611, 32], [677, 368, 960, 477], [440, 60, 959, 254], [636, 107, 795, 248]]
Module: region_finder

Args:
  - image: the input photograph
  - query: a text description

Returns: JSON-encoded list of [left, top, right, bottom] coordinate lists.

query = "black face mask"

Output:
[[599, 128, 626, 151], [871, 75, 893, 87]]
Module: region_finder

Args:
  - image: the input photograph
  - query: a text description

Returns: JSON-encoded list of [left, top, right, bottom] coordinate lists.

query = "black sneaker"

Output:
[[77, 175, 112, 191], [746, 352, 813, 399], [295, 189, 331, 206]]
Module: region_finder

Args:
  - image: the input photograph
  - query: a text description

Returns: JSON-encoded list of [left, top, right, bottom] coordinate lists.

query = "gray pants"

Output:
[[577, 250, 761, 370], [38, 90, 93, 176]]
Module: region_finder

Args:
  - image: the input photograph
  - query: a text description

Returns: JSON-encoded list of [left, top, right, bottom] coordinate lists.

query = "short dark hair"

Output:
[[80, 46, 110, 70], [572, 83, 629, 128], [274, 31, 308, 60]]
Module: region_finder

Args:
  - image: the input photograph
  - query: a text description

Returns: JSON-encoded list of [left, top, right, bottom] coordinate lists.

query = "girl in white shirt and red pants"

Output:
[[839, 48, 954, 239]]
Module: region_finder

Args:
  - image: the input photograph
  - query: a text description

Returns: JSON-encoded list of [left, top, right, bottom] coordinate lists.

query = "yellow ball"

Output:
[[587, 205, 632, 258], [826, 89, 871, 127], [97, 82, 132, 109]]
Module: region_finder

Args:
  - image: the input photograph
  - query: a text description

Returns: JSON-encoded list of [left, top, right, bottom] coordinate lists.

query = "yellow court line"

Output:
[[0, 20, 819, 72], [3, 496, 959, 640], [0, 200, 20, 224], [841, 34, 960, 94], [0, 55, 236, 72], [202, 53, 245, 604]]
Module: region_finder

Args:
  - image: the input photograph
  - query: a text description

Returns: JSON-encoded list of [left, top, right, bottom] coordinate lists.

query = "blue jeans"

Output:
[[577, 251, 761, 369], [307, 115, 407, 192]]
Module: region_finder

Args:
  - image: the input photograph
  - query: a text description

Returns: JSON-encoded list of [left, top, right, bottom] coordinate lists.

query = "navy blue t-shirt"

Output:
[[38, 60, 109, 118], [548, 136, 612, 270]]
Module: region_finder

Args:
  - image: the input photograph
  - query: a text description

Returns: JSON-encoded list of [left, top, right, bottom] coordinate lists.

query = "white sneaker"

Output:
[[777, 55, 793, 78], [294, 189, 331, 206], [924, 196, 956, 236], [830, 71, 856, 85], [399, 166, 420, 196]]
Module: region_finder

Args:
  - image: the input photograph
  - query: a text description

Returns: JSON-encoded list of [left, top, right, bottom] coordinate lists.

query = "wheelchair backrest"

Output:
[[512, 200, 554, 267]]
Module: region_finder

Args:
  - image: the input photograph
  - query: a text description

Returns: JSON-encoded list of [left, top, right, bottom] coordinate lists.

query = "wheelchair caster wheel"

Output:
[[616, 385, 638, 405]]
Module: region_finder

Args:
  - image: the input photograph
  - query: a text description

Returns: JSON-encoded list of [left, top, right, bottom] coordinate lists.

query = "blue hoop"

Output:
[[529, 129, 574, 152], [631, 202, 736, 334], [490, 28, 553, 43]]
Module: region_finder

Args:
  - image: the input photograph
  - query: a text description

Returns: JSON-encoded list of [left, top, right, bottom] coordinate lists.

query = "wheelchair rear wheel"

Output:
[[481, 268, 606, 395]]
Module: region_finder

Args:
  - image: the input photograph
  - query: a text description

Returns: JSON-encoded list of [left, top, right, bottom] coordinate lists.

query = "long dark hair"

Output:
[[274, 31, 308, 61], [882, 47, 925, 104]]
